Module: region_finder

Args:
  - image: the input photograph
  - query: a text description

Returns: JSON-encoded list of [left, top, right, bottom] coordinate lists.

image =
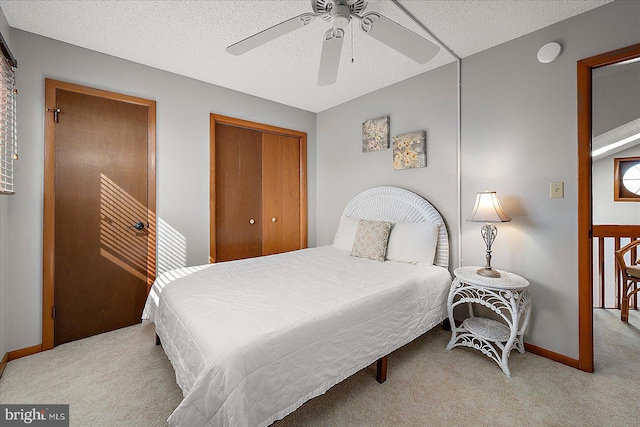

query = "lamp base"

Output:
[[476, 267, 501, 278]]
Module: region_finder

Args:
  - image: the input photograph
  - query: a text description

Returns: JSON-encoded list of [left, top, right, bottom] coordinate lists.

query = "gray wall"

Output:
[[460, 0, 640, 357], [5, 29, 316, 352], [0, 6, 10, 360], [3, 0, 640, 362], [316, 63, 459, 264], [317, 0, 640, 359], [592, 60, 640, 137]]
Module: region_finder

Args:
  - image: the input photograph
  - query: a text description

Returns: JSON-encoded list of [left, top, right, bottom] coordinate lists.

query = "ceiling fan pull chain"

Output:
[[351, 18, 354, 63]]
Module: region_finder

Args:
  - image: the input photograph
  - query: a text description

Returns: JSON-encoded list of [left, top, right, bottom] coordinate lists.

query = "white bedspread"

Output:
[[142, 246, 451, 427]]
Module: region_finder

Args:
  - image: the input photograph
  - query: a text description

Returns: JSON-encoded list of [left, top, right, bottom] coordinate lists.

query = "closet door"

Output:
[[214, 124, 263, 261], [210, 114, 307, 263], [262, 132, 301, 256]]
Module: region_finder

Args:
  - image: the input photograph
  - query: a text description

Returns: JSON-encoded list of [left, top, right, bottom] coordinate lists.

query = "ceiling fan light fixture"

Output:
[[313, 0, 368, 16], [330, 4, 352, 28]]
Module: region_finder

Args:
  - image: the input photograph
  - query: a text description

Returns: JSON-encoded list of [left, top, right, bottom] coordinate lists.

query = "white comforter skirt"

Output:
[[143, 246, 451, 427]]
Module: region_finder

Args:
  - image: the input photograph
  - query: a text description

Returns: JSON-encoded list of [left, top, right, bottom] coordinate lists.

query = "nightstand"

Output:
[[446, 266, 531, 377]]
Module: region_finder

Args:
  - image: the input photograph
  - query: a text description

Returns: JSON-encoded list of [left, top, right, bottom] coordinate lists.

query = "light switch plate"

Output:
[[550, 181, 564, 198]]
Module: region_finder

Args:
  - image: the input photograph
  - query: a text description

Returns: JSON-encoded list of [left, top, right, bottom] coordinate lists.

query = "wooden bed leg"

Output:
[[155, 333, 161, 346], [376, 356, 387, 384]]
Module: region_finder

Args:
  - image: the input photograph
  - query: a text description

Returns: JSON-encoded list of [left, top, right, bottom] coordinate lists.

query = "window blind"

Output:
[[0, 32, 17, 195]]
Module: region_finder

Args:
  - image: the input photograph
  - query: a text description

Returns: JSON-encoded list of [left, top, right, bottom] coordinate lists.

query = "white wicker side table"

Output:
[[446, 266, 532, 378]]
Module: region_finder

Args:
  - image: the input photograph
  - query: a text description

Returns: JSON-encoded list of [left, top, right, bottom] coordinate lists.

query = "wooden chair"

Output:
[[614, 239, 640, 322]]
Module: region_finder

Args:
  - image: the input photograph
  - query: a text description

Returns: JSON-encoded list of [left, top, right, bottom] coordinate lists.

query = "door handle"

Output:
[[127, 221, 146, 231]]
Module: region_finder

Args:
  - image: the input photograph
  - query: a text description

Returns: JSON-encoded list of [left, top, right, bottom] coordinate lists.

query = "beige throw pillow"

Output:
[[351, 220, 392, 262]]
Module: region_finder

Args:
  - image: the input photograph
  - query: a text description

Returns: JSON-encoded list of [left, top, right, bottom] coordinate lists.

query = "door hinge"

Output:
[[52, 306, 56, 320], [46, 107, 61, 123]]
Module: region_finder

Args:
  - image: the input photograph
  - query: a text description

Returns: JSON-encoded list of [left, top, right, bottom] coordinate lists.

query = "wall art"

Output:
[[362, 115, 390, 152], [393, 131, 426, 170]]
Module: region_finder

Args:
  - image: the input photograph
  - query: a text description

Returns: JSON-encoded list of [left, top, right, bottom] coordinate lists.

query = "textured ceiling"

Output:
[[0, 0, 613, 113]]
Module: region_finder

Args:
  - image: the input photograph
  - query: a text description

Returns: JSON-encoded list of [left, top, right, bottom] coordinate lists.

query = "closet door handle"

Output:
[[249, 218, 255, 225], [271, 217, 277, 222]]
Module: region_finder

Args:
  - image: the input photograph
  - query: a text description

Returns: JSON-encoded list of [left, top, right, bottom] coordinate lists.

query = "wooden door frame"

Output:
[[209, 114, 308, 263], [577, 43, 640, 372], [43, 79, 157, 350]]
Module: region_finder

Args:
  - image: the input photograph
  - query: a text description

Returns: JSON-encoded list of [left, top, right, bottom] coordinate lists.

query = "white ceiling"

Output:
[[0, 0, 612, 113]]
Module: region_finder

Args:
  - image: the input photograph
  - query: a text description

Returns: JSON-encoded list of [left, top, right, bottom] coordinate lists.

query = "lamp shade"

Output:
[[467, 191, 511, 223]]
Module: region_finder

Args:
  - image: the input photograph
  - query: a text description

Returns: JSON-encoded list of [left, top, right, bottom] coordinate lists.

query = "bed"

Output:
[[142, 186, 451, 426]]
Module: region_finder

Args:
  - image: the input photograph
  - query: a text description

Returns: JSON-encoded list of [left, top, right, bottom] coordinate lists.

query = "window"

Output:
[[0, 31, 17, 195], [614, 156, 640, 201]]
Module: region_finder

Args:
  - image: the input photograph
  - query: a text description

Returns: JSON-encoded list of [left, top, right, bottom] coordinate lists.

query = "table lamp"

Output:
[[467, 190, 511, 278]]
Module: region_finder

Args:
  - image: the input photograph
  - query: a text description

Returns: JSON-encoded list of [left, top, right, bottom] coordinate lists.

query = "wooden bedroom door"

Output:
[[44, 79, 156, 347], [210, 114, 307, 263]]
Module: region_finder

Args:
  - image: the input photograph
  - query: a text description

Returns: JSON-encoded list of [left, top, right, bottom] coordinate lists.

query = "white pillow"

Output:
[[332, 216, 359, 251], [386, 222, 439, 266]]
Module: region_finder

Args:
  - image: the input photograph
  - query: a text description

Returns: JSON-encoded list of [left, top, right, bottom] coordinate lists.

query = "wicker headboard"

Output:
[[341, 186, 449, 269]]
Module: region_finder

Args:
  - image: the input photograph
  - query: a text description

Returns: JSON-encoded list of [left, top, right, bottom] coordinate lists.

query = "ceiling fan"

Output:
[[226, 0, 440, 86]]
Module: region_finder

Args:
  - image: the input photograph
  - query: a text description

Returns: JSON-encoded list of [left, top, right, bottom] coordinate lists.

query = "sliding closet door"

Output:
[[214, 124, 263, 262], [262, 132, 301, 256]]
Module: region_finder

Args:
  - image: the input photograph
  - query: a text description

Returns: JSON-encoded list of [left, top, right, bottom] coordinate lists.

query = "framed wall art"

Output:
[[393, 131, 426, 170], [362, 115, 390, 152]]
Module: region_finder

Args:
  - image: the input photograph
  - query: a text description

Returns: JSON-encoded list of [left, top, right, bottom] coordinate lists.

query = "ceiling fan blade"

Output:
[[227, 13, 319, 56], [318, 27, 345, 86], [357, 12, 440, 64]]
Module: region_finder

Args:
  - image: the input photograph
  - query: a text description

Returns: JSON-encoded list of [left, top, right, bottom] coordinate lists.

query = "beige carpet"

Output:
[[1, 309, 638, 426]]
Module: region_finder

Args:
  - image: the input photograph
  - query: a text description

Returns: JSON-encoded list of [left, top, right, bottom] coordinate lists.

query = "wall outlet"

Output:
[[550, 181, 564, 198]]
